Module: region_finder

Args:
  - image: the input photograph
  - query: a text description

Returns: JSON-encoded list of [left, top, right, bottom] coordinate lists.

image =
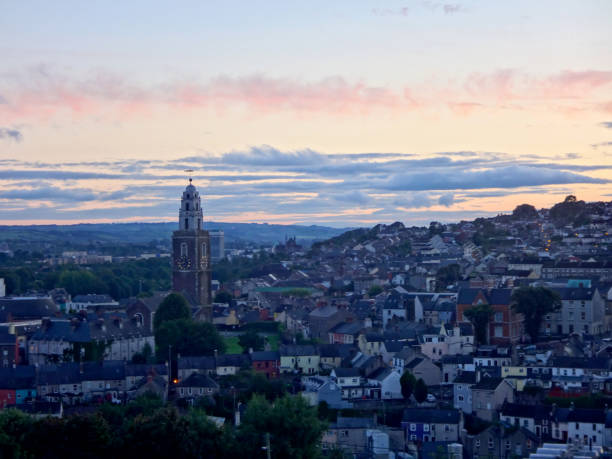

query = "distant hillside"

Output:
[[0, 221, 351, 250]]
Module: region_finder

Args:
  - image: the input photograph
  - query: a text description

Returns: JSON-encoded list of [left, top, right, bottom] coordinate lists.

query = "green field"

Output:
[[223, 333, 280, 354], [224, 336, 243, 354]]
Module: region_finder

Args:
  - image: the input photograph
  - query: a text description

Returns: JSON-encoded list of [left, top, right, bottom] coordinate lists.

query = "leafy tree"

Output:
[[368, 285, 383, 296], [463, 304, 493, 345], [153, 293, 191, 331], [549, 195, 586, 227], [238, 330, 265, 353], [511, 286, 561, 342], [238, 394, 327, 459], [414, 378, 428, 404], [131, 342, 154, 364], [512, 203, 538, 220], [400, 371, 416, 401], [436, 264, 461, 290], [214, 290, 233, 304], [155, 318, 226, 360]]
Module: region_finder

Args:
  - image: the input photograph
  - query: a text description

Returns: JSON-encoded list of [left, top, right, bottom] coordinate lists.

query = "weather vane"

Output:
[[184, 169, 194, 183]]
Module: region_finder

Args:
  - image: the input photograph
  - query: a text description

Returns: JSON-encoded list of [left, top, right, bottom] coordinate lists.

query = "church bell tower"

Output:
[[172, 176, 212, 321]]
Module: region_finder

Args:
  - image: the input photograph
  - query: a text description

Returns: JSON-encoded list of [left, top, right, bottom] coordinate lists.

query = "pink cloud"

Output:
[[1, 67, 610, 123]]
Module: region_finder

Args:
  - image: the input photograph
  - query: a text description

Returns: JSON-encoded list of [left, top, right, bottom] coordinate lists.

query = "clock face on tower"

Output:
[[175, 255, 191, 270]]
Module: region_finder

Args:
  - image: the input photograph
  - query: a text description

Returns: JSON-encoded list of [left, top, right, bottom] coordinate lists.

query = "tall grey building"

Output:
[[208, 229, 225, 261]]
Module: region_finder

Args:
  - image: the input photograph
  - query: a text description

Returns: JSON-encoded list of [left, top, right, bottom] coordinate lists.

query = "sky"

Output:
[[0, 0, 611, 228]]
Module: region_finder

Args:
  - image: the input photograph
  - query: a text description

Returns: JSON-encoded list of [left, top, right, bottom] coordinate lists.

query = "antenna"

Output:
[[184, 169, 194, 184]]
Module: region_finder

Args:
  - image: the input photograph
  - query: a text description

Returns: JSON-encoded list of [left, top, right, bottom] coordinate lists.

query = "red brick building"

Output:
[[251, 350, 280, 379], [457, 288, 523, 345]]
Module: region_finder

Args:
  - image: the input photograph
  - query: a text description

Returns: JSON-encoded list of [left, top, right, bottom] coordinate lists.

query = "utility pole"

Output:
[[166, 344, 172, 401], [264, 433, 271, 459]]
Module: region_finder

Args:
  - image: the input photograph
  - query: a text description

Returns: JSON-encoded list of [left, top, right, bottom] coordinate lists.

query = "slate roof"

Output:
[[309, 306, 338, 318], [81, 361, 125, 381], [250, 351, 280, 362], [367, 367, 393, 381], [457, 288, 512, 305], [0, 366, 36, 389], [472, 377, 505, 391], [402, 408, 460, 424], [501, 402, 556, 421], [125, 364, 168, 377], [0, 327, 16, 345], [177, 372, 219, 389], [0, 297, 59, 322], [280, 344, 318, 356], [319, 344, 355, 359], [441, 355, 473, 365], [567, 408, 606, 424], [334, 416, 376, 429], [216, 354, 249, 367], [384, 341, 404, 353], [177, 356, 216, 370], [550, 356, 609, 370], [329, 321, 363, 335], [453, 372, 477, 384], [405, 357, 424, 369], [31, 314, 152, 343], [72, 294, 116, 304], [333, 367, 361, 378], [37, 363, 81, 385]]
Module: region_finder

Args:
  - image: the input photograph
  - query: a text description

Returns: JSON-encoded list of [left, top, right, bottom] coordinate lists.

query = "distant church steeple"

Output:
[[171, 173, 212, 321]]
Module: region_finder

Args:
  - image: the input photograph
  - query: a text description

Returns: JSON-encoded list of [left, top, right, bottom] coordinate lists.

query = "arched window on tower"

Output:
[[202, 243, 207, 257], [185, 202, 190, 211], [184, 218, 189, 230], [181, 243, 188, 257], [197, 219, 201, 230]]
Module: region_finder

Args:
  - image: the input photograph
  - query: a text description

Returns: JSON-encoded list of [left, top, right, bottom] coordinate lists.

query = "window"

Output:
[[458, 395, 464, 401], [495, 312, 503, 322], [475, 440, 480, 448], [581, 312, 586, 320], [593, 424, 597, 431], [424, 424, 430, 432], [488, 438, 494, 449], [410, 424, 416, 431], [185, 218, 189, 230], [202, 243, 207, 257], [185, 202, 190, 211], [181, 243, 188, 257]]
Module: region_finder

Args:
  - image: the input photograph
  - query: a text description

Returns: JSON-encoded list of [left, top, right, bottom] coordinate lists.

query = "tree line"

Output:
[[0, 393, 327, 459]]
